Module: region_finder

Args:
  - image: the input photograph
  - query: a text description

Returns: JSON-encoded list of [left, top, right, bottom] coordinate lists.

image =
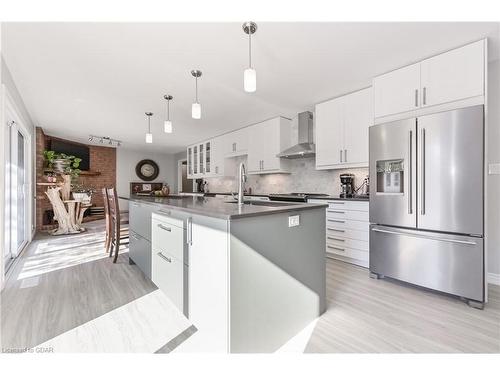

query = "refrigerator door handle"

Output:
[[371, 228, 477, 246], [420, 128, 426, 215], [408, 130, 413, 214]]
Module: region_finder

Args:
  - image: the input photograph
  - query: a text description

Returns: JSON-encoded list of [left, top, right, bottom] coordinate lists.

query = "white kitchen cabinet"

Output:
[[308, 199, 370, 268], [343, 88, 373, 165], [420, 40, 484, 107], [315, 95, 344, 167], [210, 136, 226, 177], [151, 213, 188, 315], [224, 126, 249, 156], [187, 146, 194, 179], [373, 63, 421, 118], [315, 87, 371, 170], [374, 39, 485, 119], [247, 117, 291, 174]]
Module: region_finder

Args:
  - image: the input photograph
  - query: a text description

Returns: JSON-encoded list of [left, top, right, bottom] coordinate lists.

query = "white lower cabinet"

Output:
[[308, 199, 370, 268], [151, 213, 188, 316]]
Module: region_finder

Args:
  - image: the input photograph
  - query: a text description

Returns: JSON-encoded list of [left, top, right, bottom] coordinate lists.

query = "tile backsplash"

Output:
[[205, 156, 368, 196]]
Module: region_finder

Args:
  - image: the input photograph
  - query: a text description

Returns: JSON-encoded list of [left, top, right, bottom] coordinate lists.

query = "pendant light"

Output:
[[191, 70, 202, 119], [163, 95, 173, 133], [145, 112, 153, 143], [242, 22, 257, 93]]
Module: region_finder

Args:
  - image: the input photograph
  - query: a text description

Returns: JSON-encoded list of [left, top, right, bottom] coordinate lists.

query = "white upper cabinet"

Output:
[[373, 39, 485, 119], [420, 40, 484, 107], [343, 88, 373, 165], [315, 87, 372, 170], [224, 127, 249, 156], [315, 95, 344, 167], [247, 117, 291, 174], [373, 63, 421, 118]]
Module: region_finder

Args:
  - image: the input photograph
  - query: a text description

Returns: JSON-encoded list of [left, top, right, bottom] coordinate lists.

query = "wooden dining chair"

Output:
[[107, 187, 129, 263], [102, 188, 112, 253]]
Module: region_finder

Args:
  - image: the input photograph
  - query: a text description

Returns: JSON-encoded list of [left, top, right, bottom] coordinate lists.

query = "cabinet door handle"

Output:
[[327, 228, 345, 233], [423, 87, 427, 105], [420, 128, 426, 215], [327, 245, 345, 251], [415, 89, 419, 107], [327, 236, 345, 242], [327, 210, 345, 214], [344, 149, 347, 163], [408, 129, 413, 215], [187, 217, 193, 245], [262, 160, 264, 170], [157, 252, 172, 263], [340, 149, 343, 163], [157, 223, 171, 232], [327, 219, 345, 223]]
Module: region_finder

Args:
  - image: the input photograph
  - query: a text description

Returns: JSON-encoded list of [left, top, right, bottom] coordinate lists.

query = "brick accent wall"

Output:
[[35, 127, 116, 231]]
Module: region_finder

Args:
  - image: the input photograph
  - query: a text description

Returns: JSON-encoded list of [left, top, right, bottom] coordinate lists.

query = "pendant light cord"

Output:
[[249, 32, 252, 68], [148, 115, 151, 133], [195, 76, 198, 103]]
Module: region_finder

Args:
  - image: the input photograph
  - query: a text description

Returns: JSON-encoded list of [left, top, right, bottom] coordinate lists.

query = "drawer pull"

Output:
[[327, 236, 345, 242], [157, 252, 172, 263], [327, 210, 345, 214], [157, 223, 172, 232], [327, 245, 345, 251], [327, 228, 345, 233], [327, 219, 345, 223], [330, 201, 345, 205]]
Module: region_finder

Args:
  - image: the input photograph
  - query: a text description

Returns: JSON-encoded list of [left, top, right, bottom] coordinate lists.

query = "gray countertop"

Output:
[[306, 195, 370, 202], [120, 195, 328, 220]]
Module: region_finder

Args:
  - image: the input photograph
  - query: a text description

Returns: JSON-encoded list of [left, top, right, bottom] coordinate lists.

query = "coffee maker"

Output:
[[340, 173, 355, 198]]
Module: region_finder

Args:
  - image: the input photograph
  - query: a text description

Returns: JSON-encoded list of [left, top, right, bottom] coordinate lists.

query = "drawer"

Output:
[[326, 218, 369, 232], [326, 235, 369, 252], [327, 200, 369, 212], [152, 212, 184, 229], [151, 249, 187, 315], [327, 209, 369, 222], [129, 202, 155, 241], [326, 245, 369, 262], [152, 217, 186, 264], [327, 226, 369, 241], [129, 230, 151, 278]]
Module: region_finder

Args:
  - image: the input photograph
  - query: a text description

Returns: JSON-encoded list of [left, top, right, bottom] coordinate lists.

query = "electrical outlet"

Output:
[[288, 215, 300, 227], [489, 163, 500, 175]]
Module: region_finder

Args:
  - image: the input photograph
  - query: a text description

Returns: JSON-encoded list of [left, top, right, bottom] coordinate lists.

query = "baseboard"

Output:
[[488, 272, 500, 286]]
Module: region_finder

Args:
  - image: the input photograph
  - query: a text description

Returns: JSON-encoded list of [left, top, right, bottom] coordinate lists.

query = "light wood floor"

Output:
[[305, 259, 500, 353], [2, 221, 499, 352]]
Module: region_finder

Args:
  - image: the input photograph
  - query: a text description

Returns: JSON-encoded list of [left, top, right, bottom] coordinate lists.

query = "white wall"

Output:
[[487, 58, 500, 276], [116, 147, 177, 209]]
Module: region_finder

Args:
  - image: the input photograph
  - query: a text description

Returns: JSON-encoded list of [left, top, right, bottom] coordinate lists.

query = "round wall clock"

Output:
[[135, 159, 160, 181]]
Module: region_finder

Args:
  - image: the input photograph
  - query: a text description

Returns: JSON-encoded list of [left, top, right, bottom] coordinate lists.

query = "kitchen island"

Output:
[[120, 195, 327, 353]]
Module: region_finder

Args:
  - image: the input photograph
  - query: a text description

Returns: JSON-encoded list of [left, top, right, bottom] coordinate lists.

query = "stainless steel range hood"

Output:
[[277, 111, 315, 158]]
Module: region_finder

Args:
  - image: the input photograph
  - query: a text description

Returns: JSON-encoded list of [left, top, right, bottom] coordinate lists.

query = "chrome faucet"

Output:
[[237, 162, 247, 205]]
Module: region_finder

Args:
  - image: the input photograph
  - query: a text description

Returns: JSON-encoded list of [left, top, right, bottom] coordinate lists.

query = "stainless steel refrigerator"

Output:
[[369, 105, 484, 308]]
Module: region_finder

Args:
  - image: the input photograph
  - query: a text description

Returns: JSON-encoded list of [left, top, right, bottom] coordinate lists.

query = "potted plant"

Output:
[[43, 150, 82, 177]]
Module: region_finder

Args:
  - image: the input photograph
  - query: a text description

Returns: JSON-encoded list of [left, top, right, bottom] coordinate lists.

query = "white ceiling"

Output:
[[2, 22, 499, 154]]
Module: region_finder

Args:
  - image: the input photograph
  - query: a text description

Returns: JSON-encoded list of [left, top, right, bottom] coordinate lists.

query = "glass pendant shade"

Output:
[[164, 120, 172, 133], [145, 133, 153, 143], [192, 102, 201, 119], [244, 68, 257, 92]]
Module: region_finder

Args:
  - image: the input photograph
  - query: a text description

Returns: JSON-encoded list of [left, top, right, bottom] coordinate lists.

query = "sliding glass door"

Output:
[[3, 94, 32, 270]]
